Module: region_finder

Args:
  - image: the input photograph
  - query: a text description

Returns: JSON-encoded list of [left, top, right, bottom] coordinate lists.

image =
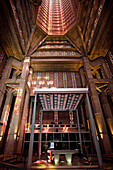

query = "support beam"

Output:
[[5, 57, 30, 154], [86, 93, 103, 169], [0, 90, 13, 149], [28, 98, 33, 126], [100, 92, 113, 137], [83, 56, 112, 153], [0, 57, 13, 113], [27, 93, 37, 169], [16, 91, 30, 154], [4, 82, 26, 154], [39, 110, 43, 160], [1, 57, 13, 80], [76, 109, 83, 154], [34, 88, 88, 94]]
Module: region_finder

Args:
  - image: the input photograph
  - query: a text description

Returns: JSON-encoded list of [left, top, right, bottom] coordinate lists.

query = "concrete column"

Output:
[[12, 70, 17, 79], [101, 58, 112, 79], [79, 68, 86, 88], [83, 56, 112, 154], [1, 57, 13, 80], [101, 58, 113, 102], [83, 56, 93, 79], [4, 57, 30, 154], [80, 105, 86, 128], [16, 91, 30, 154], [27, 68, 33, 126], [79, 66, 90, 130], [27, 68, 33, 90], [0, 57, 13, 114], [28, 98, 33, 125], [21, 57, 30, 79], [0, 53, 6, 76], [79, 68, 88, 129], [108, 81, 113, 103], [95, 70, 101, 79], [100, 92, 113, 137], [75, 72, 81, 87], [4, 82, 26, 154], [0, 81, 6, 116], [0, 90, 13, 148]]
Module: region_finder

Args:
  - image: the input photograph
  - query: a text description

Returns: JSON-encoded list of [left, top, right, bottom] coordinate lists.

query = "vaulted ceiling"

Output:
[[0, 0, 113, 71]]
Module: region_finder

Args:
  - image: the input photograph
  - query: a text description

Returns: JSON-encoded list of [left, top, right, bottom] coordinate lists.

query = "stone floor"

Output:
[[0, 154, 113, 170]]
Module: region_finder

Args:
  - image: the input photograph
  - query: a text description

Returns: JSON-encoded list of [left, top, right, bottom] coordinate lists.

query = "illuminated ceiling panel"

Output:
[[36, 88, 88, 111], [39, 93, 83, 110], [37, 0, 79, 35]]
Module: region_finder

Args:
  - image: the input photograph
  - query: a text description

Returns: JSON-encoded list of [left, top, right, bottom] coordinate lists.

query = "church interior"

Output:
[[0, 0, 113, 169]]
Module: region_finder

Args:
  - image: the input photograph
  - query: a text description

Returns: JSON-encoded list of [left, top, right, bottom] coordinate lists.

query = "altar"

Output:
[[52, 149, 79, 165]]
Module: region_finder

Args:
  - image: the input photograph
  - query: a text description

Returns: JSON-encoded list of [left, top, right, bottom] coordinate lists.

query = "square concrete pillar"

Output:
[[83, 56, 112, 154]]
